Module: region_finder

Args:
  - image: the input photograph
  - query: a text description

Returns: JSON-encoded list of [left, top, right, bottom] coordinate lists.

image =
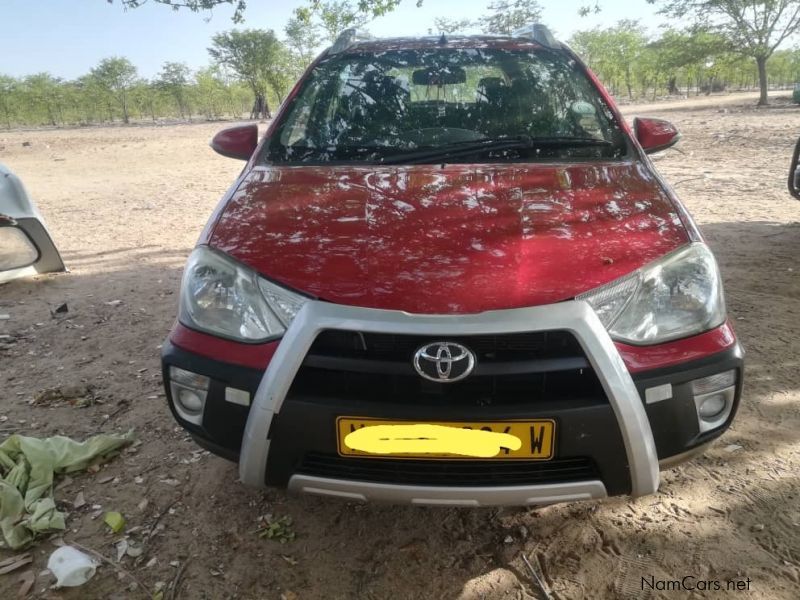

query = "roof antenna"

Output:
[[438, 33, 447, 45]]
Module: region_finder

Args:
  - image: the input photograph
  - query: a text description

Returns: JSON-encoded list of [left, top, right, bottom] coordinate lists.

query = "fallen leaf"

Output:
[[73, 491, 86, 509], [116, 539, 129, 561], [104, 511, 126, 533]]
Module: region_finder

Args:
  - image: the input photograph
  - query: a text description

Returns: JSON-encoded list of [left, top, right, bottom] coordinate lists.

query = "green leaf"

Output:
[[103, 511, 126, 533]]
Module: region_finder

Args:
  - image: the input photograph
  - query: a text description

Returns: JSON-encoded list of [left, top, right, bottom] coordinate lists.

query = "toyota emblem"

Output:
[[413, 342, 476, 383]]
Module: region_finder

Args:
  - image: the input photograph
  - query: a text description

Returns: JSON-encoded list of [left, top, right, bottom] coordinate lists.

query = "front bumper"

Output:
[[162, 301, 742, 506]]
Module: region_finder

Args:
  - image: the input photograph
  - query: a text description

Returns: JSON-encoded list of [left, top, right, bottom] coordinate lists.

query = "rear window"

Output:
[[266, 45, 627, 164]]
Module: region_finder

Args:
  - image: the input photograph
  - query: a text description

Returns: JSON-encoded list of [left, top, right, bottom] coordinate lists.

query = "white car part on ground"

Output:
[[0, 162, 65, 283]]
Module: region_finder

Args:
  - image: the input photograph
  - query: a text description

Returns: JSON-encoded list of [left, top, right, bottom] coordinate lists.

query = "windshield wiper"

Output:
[[379, 135, 613, 165]]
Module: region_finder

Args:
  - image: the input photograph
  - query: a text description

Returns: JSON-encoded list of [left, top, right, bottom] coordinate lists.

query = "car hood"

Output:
[[208, 162, 688, 314]]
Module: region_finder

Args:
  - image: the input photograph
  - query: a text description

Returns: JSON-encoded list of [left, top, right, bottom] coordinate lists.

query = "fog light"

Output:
[[690, 369, 737, 433], [169, 366, 209, 426], [692, 386, 735, 433], [698, 392, 726, 419], [177, 388, 204, 412]]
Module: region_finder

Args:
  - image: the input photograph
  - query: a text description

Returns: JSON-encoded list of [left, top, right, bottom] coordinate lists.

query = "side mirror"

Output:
[[789, 137, 800, 199], [210, 124, 259, 160], [633, 117, 681, 154]]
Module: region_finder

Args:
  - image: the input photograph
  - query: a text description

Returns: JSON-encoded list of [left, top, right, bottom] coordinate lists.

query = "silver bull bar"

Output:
[[239, 300, 659, 506]]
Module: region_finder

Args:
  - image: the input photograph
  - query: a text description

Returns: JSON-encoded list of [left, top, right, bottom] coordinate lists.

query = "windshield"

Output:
[[266, 45, 628, 165]]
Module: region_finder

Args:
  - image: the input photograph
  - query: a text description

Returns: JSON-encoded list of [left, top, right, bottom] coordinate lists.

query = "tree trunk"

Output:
[[120, 92, 130, 124], [667, 77, 678, 95], [250, 96, 260, 120], [756, 55, 769, 106], [250, 94, 272, 120], [264, 96, 272, 119]]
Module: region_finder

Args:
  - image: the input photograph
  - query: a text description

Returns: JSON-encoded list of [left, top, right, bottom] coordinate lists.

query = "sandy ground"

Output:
[[0, 95, 799, 600], [620, 89, 792, 113]]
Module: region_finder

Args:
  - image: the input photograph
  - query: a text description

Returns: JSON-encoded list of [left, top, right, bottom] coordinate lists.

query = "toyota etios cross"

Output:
[[161, 25, 743, 506]]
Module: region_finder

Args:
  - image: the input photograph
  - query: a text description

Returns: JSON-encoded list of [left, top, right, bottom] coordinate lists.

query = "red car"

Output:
[[162, 25, 743, 506]]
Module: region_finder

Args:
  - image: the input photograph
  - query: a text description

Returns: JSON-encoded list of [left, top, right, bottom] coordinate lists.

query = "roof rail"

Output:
[[329, 27, 374, 54], [511, 23, 558, 48]]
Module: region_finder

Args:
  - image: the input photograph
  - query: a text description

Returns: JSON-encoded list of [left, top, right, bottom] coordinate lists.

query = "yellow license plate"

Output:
[[336, 417, 555, 460]]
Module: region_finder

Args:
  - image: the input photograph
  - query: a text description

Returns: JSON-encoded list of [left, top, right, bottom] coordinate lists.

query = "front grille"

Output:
[[310, 330, 582, 362], [288, 329, 607, 406], [296, 452, 599, 487]]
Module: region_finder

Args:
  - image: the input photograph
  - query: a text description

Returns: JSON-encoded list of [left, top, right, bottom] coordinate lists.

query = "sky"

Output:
[[0, 1, 667, 80]]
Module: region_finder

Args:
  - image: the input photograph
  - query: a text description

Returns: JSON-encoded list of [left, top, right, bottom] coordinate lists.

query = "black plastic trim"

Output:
[[632, 343, 744, 460], [162, 334, 743, 494], [303, 354, 589, 376], [161, 340, 263, 458]]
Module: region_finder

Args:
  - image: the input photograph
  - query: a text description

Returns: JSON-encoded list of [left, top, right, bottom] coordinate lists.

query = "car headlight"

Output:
[[577, 243, 726, 345], [179, 246, 308, 342]]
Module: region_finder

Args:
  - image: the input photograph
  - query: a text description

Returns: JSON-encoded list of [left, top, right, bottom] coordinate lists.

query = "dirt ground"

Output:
[[1, 91, 799, 600]]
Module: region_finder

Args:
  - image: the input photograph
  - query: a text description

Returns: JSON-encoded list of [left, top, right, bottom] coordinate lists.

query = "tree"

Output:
[[315, 1, 370, 42], [75, 74, 109, 124], [429, 17, 475, 34], [646, 29, 730, 96], [0, 75, 18, 129], [131, 79, 163, 122], [23, 74, 66, 126], [284, 16, 324, 67], [651, 0, 800, 105], [570, 22, 649, 99], [208, 29, 288, 119], [158, 62, 193, 119], [478, 0, 543, 34], [110, 0, 247, 23], [90, 57, 138, 123], [194, 66, 228, 119]]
